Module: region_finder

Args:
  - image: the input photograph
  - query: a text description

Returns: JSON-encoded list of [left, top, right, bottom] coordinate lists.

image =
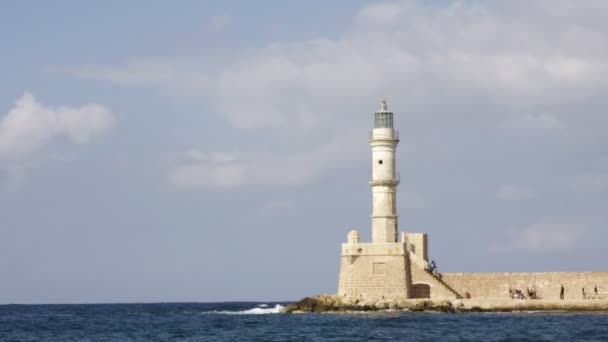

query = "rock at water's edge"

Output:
[[281, 295, 608, 313]]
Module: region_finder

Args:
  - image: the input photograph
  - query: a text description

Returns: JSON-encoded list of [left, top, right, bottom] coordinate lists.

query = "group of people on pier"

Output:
[[560, 284, 600, 300], [580, 285, 600, 300], [508, 285, 602, 300], [509, 287, 537, 299]]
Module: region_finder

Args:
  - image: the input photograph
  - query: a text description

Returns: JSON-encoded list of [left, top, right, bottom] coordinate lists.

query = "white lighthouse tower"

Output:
[[369, 99, 399, 243], [338, 99, 413, 300]]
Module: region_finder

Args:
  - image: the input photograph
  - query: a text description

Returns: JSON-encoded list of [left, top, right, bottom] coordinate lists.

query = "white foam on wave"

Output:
[[212, 304, 284, 315]]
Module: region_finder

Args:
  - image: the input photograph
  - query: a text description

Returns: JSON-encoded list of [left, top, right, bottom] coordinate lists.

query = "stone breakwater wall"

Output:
[[441, 272, 608, 300], [282, 295, 608, 314]]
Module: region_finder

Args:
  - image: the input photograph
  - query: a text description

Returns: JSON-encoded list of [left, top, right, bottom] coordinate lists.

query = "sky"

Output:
[[1, 0, 608, 304]]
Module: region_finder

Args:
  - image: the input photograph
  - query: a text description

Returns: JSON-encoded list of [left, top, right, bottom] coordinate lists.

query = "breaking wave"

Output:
[[213, 304, 284, 315]]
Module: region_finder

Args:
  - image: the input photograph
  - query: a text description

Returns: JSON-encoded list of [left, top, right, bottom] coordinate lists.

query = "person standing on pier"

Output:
[[595, 286, 599, 299], [582, 287, 586, 300]]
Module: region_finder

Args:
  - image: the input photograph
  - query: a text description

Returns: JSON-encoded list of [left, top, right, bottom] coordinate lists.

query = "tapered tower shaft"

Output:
[[369, 99, 399, 243]]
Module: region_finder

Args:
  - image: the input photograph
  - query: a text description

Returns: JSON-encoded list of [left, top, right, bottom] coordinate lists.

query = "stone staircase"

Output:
[[411, 265, 463, 299], [428, 272, 463, 299]]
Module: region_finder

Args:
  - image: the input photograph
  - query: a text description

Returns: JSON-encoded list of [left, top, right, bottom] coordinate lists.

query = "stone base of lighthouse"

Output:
[[338, 241, 413, 301]]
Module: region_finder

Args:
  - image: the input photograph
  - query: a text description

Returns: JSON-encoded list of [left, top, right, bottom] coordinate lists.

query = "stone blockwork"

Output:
[[337, 231, 608, 301], [338, 242, 412, 300], [410, 265, 460, 299], [440, 272, 608, 300], [404, 233, 428, 262]]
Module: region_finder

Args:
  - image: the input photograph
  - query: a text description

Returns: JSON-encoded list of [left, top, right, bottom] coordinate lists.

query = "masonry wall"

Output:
[[404, 233, 428, 262], [410, 264, 459, 299], [338, 243, 412, 300], [441, 272, 608, 300]]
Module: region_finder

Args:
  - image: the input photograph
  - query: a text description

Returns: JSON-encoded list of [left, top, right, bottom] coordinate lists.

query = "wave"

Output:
[[212, 304, 284, 315]]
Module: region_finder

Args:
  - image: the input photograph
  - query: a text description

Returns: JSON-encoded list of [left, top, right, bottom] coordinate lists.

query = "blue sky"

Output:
[[2, 0, 608, 304]]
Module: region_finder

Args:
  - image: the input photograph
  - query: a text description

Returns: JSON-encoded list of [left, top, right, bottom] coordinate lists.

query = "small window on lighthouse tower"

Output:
[[378, 160, 383, 165]]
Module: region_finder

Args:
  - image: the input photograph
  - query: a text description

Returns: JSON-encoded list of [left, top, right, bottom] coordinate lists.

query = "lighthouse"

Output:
[[369, 99, 400, 243], [337, 99, 413, 300]]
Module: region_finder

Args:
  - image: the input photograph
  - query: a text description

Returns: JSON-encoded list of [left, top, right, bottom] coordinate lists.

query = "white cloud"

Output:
[[0, 92, 115, 160], [61, 1, 608, 131], [170, 150, 315, 189], [496, 185, 535, 201], [53, 0, 608, 189], [544, 57, 594, 81], [506, 221, 588, 253], [170, 134, 362, 188], [49, 59, 213, 91]]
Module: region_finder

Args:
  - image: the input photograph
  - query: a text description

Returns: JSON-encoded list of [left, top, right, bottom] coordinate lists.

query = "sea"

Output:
[[2, 302, 608, 341]]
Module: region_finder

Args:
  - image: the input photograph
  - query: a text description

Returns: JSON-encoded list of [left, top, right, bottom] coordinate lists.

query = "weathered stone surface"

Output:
[[374, 300, 389, 310], [338, 242, 413, 301], [282, 295, 608, 314], [282, 295, 353, 313], [441, 272, 608, 300]]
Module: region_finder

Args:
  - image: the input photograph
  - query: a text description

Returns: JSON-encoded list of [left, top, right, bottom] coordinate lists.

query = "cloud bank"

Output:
[[0, 93, 115, 161], [56, 0, 608, 192], [509, 221, 589, 253]]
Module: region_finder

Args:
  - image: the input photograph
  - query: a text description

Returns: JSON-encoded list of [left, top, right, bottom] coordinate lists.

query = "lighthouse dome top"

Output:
[[379, 98, 390, 112], [374, 98, 394, 128]]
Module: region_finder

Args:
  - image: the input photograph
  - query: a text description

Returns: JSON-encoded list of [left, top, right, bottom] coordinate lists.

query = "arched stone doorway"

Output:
[[412, 283, 431, 298]]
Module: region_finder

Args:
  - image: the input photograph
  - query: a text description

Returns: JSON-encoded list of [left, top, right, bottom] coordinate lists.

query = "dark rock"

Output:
[[282, 295, 344, 313]]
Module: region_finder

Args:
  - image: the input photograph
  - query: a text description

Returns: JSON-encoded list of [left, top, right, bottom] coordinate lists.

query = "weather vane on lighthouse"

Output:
[[380, 97, 389, 112]]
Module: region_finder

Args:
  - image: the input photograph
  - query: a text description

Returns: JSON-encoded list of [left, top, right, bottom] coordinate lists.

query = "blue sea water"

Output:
[[2, 302, 608, 341]]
